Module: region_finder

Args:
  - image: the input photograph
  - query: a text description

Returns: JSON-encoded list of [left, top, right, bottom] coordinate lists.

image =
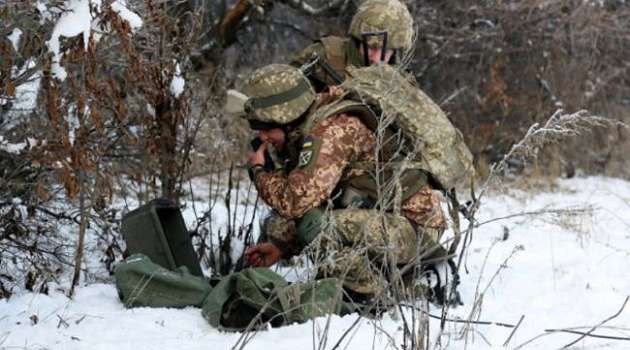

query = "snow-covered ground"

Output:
[[1, 176, 629, 350]]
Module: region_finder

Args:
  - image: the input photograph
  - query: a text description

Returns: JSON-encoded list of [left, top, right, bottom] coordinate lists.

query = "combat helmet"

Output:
[[348, 0, 414, 61], [241, 64, 316, 129]]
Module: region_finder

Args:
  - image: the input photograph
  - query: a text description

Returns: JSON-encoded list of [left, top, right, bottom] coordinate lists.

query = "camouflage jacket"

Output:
[[252, 107, 447, 255]]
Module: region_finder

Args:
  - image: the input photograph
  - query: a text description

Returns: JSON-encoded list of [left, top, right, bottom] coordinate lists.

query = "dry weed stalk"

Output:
[[455, 110, 624, 262], [435, 110, 625, 347], [512, 296, 630, 350]]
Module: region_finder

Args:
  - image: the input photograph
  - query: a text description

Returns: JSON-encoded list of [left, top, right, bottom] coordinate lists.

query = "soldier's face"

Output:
[[360, 45, 394, 66], [258, 128, 286, 151]]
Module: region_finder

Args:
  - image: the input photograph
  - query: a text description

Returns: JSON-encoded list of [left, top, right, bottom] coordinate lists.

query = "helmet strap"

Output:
[[360, 31, 389, 65], [245, 79, 311, 112], [381, 32, 388, 62], [247, 119, 283, 131], [247, 97, 314, 132]]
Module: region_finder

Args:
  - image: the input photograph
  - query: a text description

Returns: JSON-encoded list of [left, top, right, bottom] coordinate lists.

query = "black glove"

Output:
[[419, 259, 463, 307], [250, 138, 275, 172]]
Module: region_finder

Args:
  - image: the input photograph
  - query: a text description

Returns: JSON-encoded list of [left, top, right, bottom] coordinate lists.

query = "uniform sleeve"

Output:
[[254, 115, 375, 219], [402, 184, 447, 229]]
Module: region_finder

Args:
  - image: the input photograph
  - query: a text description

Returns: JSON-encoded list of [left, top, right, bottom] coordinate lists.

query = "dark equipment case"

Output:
[[121, 198, 203, 277]]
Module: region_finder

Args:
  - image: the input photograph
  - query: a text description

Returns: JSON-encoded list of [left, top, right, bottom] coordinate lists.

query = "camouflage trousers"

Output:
[[309, 208, 445, 296], [264, 208, 446, 296]]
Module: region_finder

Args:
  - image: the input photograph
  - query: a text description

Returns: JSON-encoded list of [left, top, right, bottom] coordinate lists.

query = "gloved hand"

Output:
[[418, 259, 463, 307], [249, 138, 275, 171], [244, 243, 282, 267]]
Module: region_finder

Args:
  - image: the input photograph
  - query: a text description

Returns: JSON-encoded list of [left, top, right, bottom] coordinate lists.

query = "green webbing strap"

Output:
[[345, 38, 363, 68], [246, 79, 310, 111], [296, 207, 325, 249]]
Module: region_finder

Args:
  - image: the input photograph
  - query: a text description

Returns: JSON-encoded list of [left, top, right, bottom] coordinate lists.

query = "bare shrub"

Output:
[[410, 1, 630, 178]]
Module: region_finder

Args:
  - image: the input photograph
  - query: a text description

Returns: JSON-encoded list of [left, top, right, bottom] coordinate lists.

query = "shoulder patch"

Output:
[[298, 149, 313, 168], [298, 136, 322, 170]]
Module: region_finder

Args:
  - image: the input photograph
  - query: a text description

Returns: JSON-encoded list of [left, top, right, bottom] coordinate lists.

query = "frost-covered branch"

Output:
[[448, 110, 622, 258], [470, 110, 625, 220], [473, 205, 595, 228]]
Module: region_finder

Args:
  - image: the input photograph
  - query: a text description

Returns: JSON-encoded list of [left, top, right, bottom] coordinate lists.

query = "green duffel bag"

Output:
[[114, 254, 211, 308], [201, 268, 349, 331], [201, 268, 288, 331], [276, 277, 347, 324]]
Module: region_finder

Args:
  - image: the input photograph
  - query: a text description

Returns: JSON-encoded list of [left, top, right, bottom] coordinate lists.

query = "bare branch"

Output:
[[545, 328, 630, 342], [559, 296, 629, 349], [400, 304, 517, 328], [218, 0, 253, 47], [503, 315, 525, 347], [474, 206, 595, 228], [513, 296, 630, 350]]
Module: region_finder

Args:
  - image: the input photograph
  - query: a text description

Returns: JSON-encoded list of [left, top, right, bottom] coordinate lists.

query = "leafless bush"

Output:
[[0, 198, 75, 298], [188, 165, 261, 277], [409, 1, 630, 178]]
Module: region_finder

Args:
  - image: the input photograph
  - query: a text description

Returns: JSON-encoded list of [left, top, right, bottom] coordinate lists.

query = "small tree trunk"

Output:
[[156, 101, 178, 202], [69, 171, 88, 297]]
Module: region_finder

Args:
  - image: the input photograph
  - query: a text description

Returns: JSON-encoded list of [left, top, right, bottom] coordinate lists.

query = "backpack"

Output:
[[340, 64, 475, 192], [201, 268, 348, 331]]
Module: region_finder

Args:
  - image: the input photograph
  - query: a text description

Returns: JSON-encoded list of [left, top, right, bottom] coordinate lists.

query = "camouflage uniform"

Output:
[[253, 111, 446, 294], [243, 65, 447, 296]]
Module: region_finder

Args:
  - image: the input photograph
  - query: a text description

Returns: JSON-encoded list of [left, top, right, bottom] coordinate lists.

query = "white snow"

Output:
[[170, 63, 185, 98], [1, 176, 629, 349], [110, 1, 143, 30], [0, 59, 40, 113], [0, 136, 28, 154], [47, 0, 142, 81], [0, 135, 28, 154], [47, 0, 92, 81], [7, 28, 23, 52], [36, 1, 53, 23], [146, 103, 156, 117]]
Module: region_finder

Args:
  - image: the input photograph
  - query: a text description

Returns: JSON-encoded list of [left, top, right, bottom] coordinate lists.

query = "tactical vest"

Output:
[[291, 97, 429, 211]]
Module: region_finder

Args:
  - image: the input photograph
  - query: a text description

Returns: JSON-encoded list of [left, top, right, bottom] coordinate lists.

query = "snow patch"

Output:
[[36, 1, 53, 23], [170, 63, 185, 98], [7, 28, 23, 52], [2, 59, 42, 121], [47, 0, 142, 81], [110, 1, 143, 30], [146, 103, 156, 117], [1, 176, 630, 349], [47, 0, 92, 81], [0, 136, 28, 154]]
